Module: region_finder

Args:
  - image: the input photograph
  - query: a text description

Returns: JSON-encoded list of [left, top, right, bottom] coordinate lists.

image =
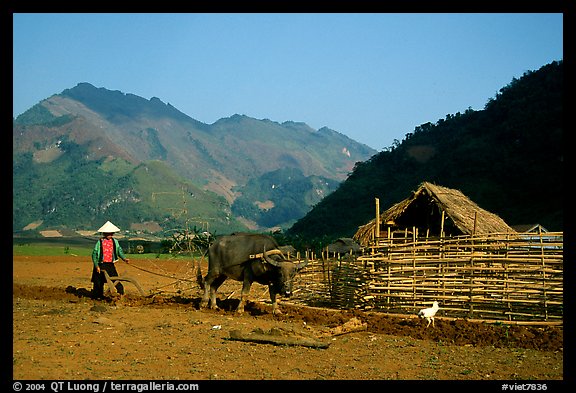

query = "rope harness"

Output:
[[125, 248, 287, 294]]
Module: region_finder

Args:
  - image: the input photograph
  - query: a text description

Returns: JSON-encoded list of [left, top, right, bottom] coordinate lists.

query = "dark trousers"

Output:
[[91, 262, 124, 298]]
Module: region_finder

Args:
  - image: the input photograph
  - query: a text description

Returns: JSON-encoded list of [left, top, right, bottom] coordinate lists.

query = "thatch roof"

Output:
[[511, 224, 549, 233], [326, 238, 362, 255], [353, 182, 516, 246]]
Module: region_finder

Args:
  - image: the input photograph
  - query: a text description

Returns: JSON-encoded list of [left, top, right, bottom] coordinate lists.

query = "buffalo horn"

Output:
[[262, 247, 282, 267], [262, 247, 309, 269]]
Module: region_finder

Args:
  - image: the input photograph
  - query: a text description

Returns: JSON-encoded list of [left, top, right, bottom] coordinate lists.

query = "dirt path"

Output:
[[13, 255, 564, 381]]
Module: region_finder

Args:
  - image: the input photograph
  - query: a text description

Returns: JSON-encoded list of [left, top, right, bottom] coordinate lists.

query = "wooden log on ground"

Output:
[[227, 329, 331, 349]]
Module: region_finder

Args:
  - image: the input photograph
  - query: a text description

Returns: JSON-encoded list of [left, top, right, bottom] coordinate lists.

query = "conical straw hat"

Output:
[[98, 221, 120, 233]]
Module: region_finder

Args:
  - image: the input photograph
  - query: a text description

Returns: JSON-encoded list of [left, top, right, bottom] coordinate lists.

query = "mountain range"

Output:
[[13, 82, 376, 235], [13, 60, 563, 243]]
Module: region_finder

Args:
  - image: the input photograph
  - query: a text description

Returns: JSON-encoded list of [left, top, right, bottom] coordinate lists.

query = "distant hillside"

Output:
[[13, 83, 375, 233], [288, 60, 563, 241], [12, 149, 244, 234], [231, 167, 340, 229]]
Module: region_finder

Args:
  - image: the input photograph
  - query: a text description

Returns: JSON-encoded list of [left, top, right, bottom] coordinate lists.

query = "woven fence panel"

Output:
[[290, 232, 563, 324]]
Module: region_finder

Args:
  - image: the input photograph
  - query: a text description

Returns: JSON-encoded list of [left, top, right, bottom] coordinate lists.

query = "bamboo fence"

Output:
[[290, 231, 563, 325]]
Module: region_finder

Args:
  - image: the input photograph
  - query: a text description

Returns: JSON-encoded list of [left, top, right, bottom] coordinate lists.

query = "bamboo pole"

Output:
[[412, 226, 417, 307], [539, 226, 549, 320], [440, 210, 445, 238], [375, 197, 380, 240], [468, 218, 476, 317]]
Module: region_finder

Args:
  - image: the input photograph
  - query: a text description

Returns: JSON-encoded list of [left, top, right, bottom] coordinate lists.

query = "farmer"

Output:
[[91, 221, 130, 299]]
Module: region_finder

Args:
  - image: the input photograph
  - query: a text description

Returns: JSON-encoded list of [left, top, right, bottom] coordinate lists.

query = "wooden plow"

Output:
[[102, 270, 146, 296]]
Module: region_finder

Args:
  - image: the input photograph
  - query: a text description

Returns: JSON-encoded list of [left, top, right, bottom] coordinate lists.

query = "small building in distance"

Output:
[[326, 237, 362, 255]]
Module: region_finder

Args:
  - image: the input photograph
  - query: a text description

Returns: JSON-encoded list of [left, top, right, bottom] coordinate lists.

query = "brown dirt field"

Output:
[[13, 255, 565, 383]]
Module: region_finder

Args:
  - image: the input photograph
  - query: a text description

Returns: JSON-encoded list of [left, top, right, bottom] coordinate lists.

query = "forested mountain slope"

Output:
[[288, 61, 563, 240]]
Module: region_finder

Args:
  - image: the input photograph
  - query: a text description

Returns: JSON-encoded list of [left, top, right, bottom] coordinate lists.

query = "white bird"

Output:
[[417, 301, 440, 328]]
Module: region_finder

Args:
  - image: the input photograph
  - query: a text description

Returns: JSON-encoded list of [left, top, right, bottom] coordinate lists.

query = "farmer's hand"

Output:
[[124, 258, 130, 264]]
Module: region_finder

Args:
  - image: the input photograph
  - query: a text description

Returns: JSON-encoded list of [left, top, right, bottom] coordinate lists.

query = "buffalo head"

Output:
[[261, 247, 308, 297]]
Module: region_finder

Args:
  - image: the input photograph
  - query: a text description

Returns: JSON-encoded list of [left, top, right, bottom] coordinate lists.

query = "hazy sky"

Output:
[[12, 13, 563, 150]]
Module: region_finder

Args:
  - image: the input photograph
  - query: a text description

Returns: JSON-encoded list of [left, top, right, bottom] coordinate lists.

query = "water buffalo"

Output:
[[199, 233, 308, 314]]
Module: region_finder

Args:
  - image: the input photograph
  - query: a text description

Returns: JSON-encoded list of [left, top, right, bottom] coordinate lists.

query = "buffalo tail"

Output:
[[196, 258, 205, 290]]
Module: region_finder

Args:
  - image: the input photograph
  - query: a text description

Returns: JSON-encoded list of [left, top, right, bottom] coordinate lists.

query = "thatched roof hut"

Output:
[[353, 182, 516, 246], [326, 238, 362, 255]]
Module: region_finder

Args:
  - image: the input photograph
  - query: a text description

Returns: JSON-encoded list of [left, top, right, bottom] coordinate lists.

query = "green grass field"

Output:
[[13, 243, 93, 257], [13, 243, 203, 260]]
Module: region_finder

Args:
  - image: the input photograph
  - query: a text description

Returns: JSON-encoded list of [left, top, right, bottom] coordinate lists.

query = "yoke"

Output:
[[249, 249, 284, 259], [102, 270, 146, 296]]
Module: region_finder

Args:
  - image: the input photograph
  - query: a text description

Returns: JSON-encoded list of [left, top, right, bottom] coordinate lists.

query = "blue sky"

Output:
[[12, 13, 563, 150]]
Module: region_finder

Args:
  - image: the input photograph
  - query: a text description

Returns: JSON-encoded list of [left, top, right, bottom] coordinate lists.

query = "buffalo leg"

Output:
[[209, 275, 227, 309], [200, 274, 212, 308], [201, 272, 223, 309], [270, 290, 282, 315], [236, 278, 253, 314]]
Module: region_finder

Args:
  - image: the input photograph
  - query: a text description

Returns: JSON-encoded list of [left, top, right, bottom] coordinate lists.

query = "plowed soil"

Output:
[[13, 255, 564, 382]]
